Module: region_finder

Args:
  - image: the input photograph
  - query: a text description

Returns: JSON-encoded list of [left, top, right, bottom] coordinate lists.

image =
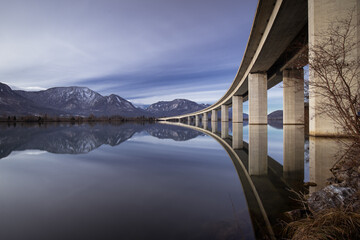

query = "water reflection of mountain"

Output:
[[268, 120, 283, 129], [0, 123, 203, 159], [146, 124, 204, 141]]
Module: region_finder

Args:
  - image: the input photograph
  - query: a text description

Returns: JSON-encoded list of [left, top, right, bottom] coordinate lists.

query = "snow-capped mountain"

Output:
[[0, 82, 60, 115], [14, 85, 145, 117], [1, 82, 209, 118], [16, 87, 104, 112], [103, 94, 145, 116], [147, 99, 210, 117]]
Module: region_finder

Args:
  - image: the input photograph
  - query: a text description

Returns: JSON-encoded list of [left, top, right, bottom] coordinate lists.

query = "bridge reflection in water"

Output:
[[0, 122, 343, 239], [162, 120, 341, 239]]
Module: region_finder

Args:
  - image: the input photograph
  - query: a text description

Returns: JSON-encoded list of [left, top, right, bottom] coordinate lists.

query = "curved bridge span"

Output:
[[159, 0, 359, 137]]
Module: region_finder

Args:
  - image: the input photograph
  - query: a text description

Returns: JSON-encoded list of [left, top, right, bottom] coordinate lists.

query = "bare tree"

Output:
[[308, 9, 360, 141]]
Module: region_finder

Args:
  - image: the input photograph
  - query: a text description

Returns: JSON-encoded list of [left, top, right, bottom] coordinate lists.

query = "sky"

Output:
[[0, 0, 284, 112]]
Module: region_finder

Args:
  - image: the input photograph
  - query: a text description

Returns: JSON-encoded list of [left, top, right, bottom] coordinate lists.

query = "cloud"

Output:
[[1, 0, 282, 109]]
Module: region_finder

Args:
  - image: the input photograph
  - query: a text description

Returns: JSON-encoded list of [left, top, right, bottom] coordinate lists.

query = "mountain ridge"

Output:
[[0, 82, 208, 118], [146, 99, 210, 117], [14, 86, 145, 117]]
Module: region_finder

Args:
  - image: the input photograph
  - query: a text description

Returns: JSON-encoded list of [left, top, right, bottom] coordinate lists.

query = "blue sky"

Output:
[[0, 0, 284, 113]]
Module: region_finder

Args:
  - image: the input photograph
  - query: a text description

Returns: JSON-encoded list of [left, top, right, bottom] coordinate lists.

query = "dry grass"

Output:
[[283, 208, 360, 240]]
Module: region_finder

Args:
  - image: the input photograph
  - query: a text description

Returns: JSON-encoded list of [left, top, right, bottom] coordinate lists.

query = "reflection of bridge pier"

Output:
[[163, 121, 302, 239], [249, 125, 267, 176], [309, 137, 343, 194], [283, 125, 304, 188], [195, 115, 200, 127], [221, 121, 229, 139], [232, 123, 243, 149], [211, 121, 218, 133]]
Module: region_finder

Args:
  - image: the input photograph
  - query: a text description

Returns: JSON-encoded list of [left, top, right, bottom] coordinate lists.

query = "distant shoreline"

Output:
[[0, 115, 156, 123]]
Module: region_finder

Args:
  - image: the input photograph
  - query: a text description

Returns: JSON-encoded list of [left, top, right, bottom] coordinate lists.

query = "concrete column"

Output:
[[202, 113, 208, 130], [187, 116, 191, 124], [203, 112, 208, 122], [221, 121, 229, 138], [249, 125, 268, 175], [232, 123, 243, 149], [232, 95, 243, 123], [248, 73, 267, 125], [283, 125, 304, 187], [211, 121, 218, 133], [195, 115, 200, 127], [309, 0, 359, 136], [211, 109, 218, 122], [221, 105, 229, 122], [283, 69, 304, 124]]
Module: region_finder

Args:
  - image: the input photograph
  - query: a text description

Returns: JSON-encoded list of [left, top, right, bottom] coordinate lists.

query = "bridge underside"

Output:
[[160, 0, 359, 137]]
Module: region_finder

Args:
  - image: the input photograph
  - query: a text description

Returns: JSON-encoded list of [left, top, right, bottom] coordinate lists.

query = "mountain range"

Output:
[[0, 82, 209, 118], [0, 123, 204, 159], [0, 82, 283, 119]]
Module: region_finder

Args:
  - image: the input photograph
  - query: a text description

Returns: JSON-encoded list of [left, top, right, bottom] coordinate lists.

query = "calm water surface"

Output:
[[0, 122, 313, 239], [0, 122, 329, 240]]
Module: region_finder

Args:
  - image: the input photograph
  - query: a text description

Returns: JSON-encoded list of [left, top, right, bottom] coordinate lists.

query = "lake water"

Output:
[[0, 121, 316, 239]]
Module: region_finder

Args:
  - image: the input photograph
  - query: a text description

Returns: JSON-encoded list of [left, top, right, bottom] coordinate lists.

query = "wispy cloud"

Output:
[[0, 0, 287, 109]]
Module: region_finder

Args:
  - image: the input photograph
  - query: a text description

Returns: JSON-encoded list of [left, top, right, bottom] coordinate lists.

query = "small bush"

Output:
[[283, 208, 360, 240]]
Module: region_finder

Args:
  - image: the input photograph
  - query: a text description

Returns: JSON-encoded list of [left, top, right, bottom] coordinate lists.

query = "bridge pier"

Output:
[[249, 73, 267, 125], [232, 95, 243, 123], [221, 105, 229, 138], [221, 105, 229, 122], [283, 69, 304, 125], [211, 109, 218, 122], [203, 112, 208, 122], [309, 137, 345, 193], [308, 0, 359, 136]]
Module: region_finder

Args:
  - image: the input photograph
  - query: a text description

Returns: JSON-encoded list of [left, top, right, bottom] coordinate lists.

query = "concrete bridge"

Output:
[[159, 0, 359, 137]]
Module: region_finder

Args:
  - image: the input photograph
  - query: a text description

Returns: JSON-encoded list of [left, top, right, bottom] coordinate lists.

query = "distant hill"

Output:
[[146, 99, 210, 117], [268, 110, 283, 120], [0, 82, 61, 116]]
